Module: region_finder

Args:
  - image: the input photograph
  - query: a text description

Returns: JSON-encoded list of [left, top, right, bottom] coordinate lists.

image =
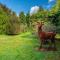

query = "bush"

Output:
[[56, 26, 60, 33], [6, 16, 20, 35], [42, 22, 57, 33]]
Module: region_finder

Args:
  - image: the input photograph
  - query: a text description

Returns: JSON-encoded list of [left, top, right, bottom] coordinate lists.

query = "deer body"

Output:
[[39, 32, 56, 40]]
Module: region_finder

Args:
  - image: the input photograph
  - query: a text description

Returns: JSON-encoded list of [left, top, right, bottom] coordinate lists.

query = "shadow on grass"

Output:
[[20, 33, 38, 40], [55, 38, 60, 41]]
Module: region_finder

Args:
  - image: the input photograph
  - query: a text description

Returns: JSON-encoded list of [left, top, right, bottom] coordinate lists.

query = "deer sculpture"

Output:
[[37, 22, 57, 51]]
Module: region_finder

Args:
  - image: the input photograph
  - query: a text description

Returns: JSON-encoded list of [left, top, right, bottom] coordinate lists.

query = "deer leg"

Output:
[[38, 36, 43, 49], [53, 38, 57, 50], [39, 41, 42, 48], [39, 39, 44, 49], [51, 38, 57, 51], [47, 39, 52, 50]]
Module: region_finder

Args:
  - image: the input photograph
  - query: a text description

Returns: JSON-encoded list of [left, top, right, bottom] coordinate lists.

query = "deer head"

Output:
[[37, 21, 44, 32], [37, 21, 44, 27]]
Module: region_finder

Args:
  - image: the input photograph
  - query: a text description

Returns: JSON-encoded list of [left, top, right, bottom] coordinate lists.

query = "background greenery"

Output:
[[0, 0, 60, 34]]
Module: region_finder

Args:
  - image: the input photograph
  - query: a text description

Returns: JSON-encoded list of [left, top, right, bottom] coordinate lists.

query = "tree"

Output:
[[0, 3, 12, 15], [0, 9, 9, 34], [30, 7, 48, 23], [47, 0, 60, 33], [26, 13, 31, 27], [19, 12, 26, 24]]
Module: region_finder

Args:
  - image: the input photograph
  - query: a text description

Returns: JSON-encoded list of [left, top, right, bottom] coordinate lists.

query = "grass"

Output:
[[0, 32, 60, 60]]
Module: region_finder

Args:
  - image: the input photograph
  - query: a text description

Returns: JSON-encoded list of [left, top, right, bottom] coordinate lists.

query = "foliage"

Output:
[[0, 3, 20, 35], [6, 16, 20, 35], [47, 0, 60, 33], [0, 0, 60, 34], [19, 12, 27, 32], [0, 9, 8, 34], [42, 22, 56, 33], [19, 12, 26, 24]]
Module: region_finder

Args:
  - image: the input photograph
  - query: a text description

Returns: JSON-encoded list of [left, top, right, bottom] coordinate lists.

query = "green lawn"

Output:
[[0, 32, 60, 60]]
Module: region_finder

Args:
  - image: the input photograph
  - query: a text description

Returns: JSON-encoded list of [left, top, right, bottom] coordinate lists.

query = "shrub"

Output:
[[42, 22, 57, 33], [6, 16, 20, 35]]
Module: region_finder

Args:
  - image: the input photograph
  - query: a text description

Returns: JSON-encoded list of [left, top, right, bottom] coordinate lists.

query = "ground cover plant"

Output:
[[0, 32, 60, 60]]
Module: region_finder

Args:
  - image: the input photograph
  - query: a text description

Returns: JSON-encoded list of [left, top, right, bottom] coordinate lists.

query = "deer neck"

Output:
[[38, 25, 42, 33]]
